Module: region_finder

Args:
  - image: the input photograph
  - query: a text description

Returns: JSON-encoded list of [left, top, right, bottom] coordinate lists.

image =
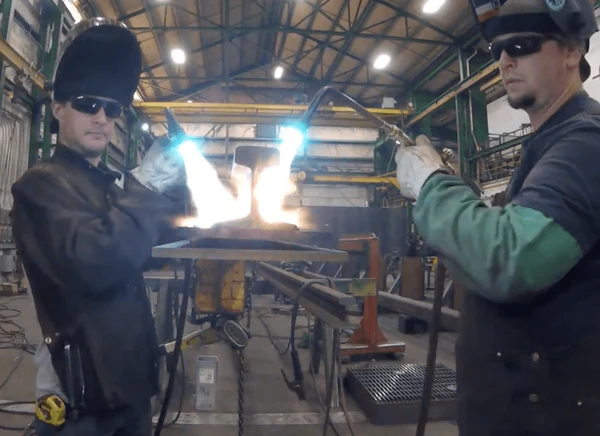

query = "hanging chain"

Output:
[[237, 348, 245, 436]]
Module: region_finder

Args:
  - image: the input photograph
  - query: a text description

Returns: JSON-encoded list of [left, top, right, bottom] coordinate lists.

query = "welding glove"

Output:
[[395, 135, 451, 201], [130, 135, 186, 194]]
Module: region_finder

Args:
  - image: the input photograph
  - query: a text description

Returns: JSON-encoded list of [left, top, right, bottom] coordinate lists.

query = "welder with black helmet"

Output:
[[10, 18, 186, 435], [394, 1, 600, 435]]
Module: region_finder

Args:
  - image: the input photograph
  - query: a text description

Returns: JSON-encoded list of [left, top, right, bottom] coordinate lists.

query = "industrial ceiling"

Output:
[[77, 0, 486, 109]]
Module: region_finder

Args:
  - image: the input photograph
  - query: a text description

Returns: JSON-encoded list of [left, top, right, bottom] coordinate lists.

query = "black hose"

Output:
[[415, 261, 447, 436], [153, 259, 193, 436]]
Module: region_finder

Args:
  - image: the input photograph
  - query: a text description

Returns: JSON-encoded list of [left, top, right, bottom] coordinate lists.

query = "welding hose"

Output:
[[153, 259, 193, 436], [415, 260, 447, 436]]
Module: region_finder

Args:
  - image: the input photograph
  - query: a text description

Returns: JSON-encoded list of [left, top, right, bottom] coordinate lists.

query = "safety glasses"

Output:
[[490, 34, 563, 61], [70, 96, 123, 119]]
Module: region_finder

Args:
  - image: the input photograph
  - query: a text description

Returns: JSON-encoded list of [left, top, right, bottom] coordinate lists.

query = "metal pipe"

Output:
[[299, 86, 414, 147], [377, 291, 459, 331], [256, 262, 354, 306], [255, 264, 353, 329]]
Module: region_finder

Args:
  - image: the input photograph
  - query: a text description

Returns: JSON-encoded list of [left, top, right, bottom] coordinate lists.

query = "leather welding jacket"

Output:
[[411, 91, 600, 436], [10, 144, 175, 411]]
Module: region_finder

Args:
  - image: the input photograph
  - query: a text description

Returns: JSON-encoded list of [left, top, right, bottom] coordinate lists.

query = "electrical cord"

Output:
[[254, 277, 353, 436], [153, 259, 192, 436], [0, 400, 35, 432], [0, 297, 37, 432], [337, 355, 357, 436], [0, 297, 37, 355], [415, 261, 447, 436], [162, 350, 185, 428]]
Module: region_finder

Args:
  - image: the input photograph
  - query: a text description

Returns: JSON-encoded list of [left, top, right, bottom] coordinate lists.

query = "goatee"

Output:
[[507, 94, 536, 110]]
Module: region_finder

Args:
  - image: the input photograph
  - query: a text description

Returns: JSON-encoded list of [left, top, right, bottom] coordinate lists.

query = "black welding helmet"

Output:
[[469, 0, 598, 80], [50, 17, 142, 132]]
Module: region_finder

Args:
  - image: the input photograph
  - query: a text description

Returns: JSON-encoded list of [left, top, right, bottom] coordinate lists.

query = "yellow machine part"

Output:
[[194, 260, 246, 315]]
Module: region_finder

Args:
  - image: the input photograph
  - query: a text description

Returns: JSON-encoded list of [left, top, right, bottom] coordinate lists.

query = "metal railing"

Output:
[[475, 124, 531, 184]]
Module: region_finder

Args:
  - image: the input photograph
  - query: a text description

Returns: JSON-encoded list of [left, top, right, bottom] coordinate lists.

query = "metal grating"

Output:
[[346, 362, 457, 425]]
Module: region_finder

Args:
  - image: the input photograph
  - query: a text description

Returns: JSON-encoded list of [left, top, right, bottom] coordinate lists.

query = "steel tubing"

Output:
[[377, 292, 459, 332]]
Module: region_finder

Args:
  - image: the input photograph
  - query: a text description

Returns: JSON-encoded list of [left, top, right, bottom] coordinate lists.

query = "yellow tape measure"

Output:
[[35, 394, 66, 427]]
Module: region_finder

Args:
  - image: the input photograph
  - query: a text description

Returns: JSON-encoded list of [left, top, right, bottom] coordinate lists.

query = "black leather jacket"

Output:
[[11, 145, 175, 411]]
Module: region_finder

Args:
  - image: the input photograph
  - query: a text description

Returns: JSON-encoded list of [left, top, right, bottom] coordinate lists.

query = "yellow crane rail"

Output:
[[134, 101, 411, 127], [292, 171, 399, 189]]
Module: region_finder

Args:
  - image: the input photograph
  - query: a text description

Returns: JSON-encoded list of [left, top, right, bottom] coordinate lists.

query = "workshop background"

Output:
[[1, 1, 600, 436]]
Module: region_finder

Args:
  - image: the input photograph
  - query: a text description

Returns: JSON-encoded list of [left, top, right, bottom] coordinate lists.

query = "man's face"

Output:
[[493, 32, 581, 110], [51, 96, 120, 161]]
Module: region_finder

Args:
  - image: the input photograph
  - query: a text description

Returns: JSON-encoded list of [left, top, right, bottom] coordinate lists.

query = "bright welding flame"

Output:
[[178, 127, 303, 228], [254, 126, 303, 225], [177, 140, 251, 228]]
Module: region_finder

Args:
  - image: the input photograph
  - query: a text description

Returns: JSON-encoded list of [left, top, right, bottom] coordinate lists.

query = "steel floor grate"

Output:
[[346, 362, 458, 425]]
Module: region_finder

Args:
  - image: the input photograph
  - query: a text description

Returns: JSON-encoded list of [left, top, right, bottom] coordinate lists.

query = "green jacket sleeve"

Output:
[[413, 173, 582, 303]]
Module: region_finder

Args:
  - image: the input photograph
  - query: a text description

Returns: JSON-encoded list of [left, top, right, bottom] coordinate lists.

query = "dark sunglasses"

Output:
[[70, 96, 123, 119], [490, 34, 563, 61]]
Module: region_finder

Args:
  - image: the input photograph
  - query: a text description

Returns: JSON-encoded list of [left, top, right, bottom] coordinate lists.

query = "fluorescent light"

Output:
[[274, 66, 284, 79], [187, 100, 193, 103], [171, 48, 186, 64], [373, 54, 391, 70], [423, 0, 446, 14], [141, 123, 149, 131]]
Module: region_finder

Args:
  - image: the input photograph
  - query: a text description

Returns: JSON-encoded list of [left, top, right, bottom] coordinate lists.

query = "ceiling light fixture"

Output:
[[187, 100, 193, 103], [373, 54, 391, 70], [171, 48, 186, 64], [423, 0, 446, 14], [274, 66, 284, 79]]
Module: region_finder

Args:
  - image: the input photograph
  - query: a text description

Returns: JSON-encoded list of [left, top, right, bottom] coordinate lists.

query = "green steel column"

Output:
[[126, 109, 142, 170], [455, 49, 476, 180], [0, 0, 15, 116], [455, 51, 490, 180], [40, 3, 61, 159], [128, 128, 139, 169], [411, 92, 434, 137], [470, 55, 490, 147], [28, 1, 61, 166]]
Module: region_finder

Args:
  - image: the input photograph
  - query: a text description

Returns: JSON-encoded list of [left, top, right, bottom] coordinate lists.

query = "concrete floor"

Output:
[[0, 293, 459, 436]]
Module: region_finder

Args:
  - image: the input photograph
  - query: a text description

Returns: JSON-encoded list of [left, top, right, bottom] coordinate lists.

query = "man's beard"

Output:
[[507, 92, 536, 110]]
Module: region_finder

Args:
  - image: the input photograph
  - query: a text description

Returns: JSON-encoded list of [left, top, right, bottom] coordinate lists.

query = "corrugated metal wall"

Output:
[[0, 102, 31, 215]]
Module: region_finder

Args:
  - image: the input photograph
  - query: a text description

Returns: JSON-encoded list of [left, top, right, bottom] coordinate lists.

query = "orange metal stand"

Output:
[[338, 234, 406, 359]]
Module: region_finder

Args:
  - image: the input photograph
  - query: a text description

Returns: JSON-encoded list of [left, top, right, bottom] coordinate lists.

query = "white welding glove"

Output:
[[395, 135, 451, 200], [130, 135, 186, 194]]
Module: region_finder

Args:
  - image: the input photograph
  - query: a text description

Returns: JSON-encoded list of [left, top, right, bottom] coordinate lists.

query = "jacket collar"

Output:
[[536, 91, 599, 134], [52, 144, 122, 184]]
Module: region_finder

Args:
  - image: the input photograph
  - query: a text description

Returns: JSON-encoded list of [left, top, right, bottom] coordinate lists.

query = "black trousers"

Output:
[[34, 401, 152, 436]]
